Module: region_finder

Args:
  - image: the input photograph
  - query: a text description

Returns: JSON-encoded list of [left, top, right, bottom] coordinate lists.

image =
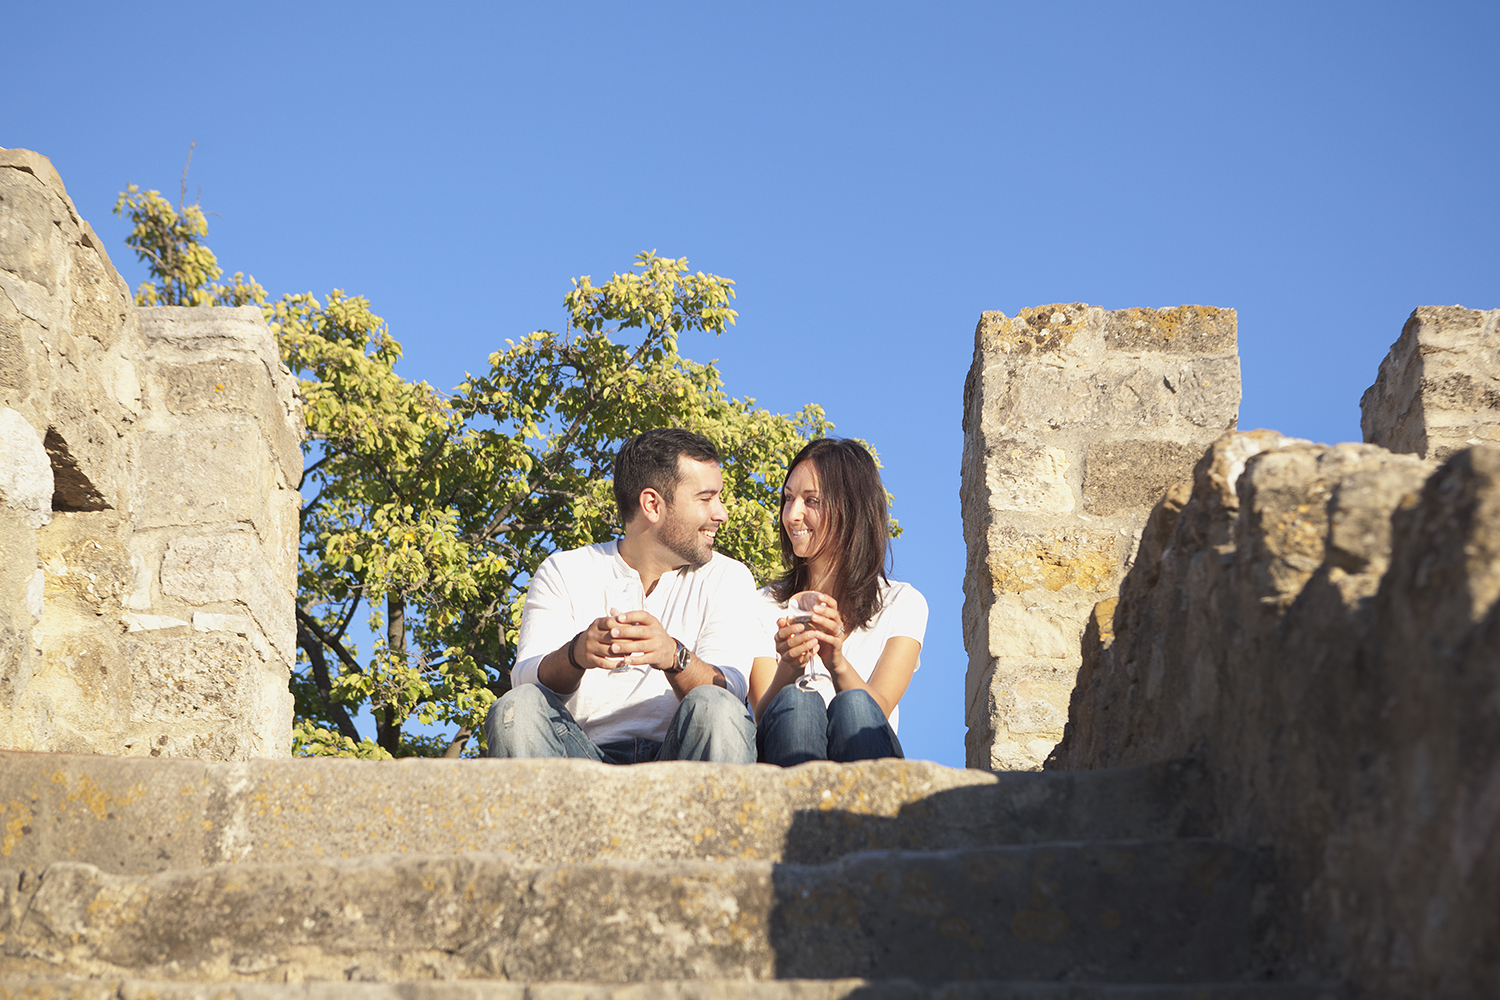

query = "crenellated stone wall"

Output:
[[960, 303, 1240, 770], [1049, 307, 1500, 996], [0, 148, 300, 759]]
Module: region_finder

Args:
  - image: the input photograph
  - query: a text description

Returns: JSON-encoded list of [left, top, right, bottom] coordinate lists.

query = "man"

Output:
[[483, 428, 758, 763]]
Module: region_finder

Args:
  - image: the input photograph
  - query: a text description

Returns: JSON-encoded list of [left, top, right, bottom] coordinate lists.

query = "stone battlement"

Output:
[[960, 303, 1240, 770], [0, 149, 300, 760]]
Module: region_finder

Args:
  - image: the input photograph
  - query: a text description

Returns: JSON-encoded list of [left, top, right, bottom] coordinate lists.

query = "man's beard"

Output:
[[660, 505, 712, 568]]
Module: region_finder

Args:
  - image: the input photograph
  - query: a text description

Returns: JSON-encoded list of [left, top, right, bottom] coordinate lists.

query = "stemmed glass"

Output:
[[602, 577, 648, 673], [787, 591, 831, 692]]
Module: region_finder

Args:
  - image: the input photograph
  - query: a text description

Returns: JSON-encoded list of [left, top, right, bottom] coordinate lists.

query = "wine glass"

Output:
[[602, 577, 647, 673], [787, 591, 831, 692]]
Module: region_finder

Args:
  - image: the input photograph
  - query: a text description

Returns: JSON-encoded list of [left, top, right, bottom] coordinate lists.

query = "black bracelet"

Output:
[[566, 629, 588, 671]]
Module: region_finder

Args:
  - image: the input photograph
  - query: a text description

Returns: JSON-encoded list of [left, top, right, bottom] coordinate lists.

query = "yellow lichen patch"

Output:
[[1011, 907, 1070, 942], [990, 537, 1120, 594], [938, 916, 983, 949], [1099, 908, 1123, 929], [1113, 306, 1189, 343], [1107, 305, 1229, 350], [984, 304, 1090, 356], [1091, 598, 1118, 647], [2, 800, 34, 857], [51, 772, 146, 820], [897, 871, 951, 919]]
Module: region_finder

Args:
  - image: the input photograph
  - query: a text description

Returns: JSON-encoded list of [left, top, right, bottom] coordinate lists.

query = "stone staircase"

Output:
[[0, 753, 1339, 998]]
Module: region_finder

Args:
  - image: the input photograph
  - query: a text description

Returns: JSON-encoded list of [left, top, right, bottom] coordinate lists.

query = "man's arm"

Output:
[[512, 554, 615, 695]]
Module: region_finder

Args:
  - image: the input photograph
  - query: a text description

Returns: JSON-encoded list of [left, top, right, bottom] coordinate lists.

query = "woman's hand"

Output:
[[774, 616, 818, 668], [804, 594, 847, 670]]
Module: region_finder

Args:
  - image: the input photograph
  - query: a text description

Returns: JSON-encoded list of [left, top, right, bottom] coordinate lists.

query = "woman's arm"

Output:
[[749, 616, 821, 721], [805, 597, 920, 718], [842, 636, 920, 717]]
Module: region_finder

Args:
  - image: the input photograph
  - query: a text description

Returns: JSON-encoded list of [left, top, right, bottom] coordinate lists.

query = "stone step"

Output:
[[0, 976, 1345, 999], [1, 840, 1253, 985], [0, 753, 1207, 874]]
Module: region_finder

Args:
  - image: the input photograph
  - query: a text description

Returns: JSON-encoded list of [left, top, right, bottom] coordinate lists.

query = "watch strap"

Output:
[[664, 638, 689, 675]]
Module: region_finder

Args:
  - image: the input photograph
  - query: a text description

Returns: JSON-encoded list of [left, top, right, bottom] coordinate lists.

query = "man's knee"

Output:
[[484, 684, 560, 756], [667, 684, 755, 763], [681, 684, 752, 725]]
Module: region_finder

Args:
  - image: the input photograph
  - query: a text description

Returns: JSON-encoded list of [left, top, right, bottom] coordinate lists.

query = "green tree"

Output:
[[116, 181, 888, 759]]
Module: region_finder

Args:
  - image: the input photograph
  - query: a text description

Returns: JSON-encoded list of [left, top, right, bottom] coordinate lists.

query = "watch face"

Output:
[[675, 641, 690, 673]]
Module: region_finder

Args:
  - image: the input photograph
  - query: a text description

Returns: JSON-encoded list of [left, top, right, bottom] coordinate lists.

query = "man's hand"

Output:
[[578, 614, 630, 669], [536, 614, 634, 693], [604, 610, 675, 671]]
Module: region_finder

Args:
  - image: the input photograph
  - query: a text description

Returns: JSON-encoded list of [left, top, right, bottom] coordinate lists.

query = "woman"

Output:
[[749, 438, 927, 765]]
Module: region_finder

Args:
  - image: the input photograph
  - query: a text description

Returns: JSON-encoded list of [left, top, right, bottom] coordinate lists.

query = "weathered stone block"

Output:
[[1175, 356, 1241, 428], [139, 306, 303, 487], [984, 442, 1074, 514], [0, 842, 1255, 985], [1083, 440, 1201, 516], [131, 421, 280, 532], [0, 407, 52, 527], [0, 754, 1212, 874], [161, 532, 294, 661], [986, 526, 1126, 597], [0, 151, 299, 759], [125, 634, 255, 724]]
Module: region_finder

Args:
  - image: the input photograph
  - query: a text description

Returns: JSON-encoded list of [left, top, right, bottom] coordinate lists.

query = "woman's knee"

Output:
[[826, 689, 900, 762], [758, 685, 829, 766], [765, 684, 826, 718], [828, 688, 884, 726]]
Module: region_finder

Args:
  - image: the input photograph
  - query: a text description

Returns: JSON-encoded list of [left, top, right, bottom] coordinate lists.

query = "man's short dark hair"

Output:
[[614, 429, 720, 525]]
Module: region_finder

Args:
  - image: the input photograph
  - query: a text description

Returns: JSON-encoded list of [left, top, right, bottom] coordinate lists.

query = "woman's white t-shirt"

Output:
[[753, 580, 928, 734]]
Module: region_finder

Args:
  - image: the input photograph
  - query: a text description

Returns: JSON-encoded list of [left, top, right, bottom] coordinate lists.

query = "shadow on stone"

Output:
[[763, 761, 1238, 984], [43, 427, 110, 511]]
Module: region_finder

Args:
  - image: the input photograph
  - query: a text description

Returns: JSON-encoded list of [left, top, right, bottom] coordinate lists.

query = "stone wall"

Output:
[[0, 148, 300, 759], [1050, 309, 1500, 996], [960, 303, 1240, 770], [1361, 305, 1500, 459]]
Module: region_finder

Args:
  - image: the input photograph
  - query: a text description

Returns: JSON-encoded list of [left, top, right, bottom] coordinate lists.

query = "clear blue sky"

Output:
[[9, 2, 1496, 767]]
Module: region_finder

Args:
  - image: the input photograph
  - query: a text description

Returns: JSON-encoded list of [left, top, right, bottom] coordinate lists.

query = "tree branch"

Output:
[[443, 728, 472, 758], [297, 626, 362, 744], [296, 607, 365, 675]]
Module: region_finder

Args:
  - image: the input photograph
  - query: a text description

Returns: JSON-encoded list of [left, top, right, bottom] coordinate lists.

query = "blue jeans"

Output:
[[757, 685, 904, 766], [483, 682, 756, 764]]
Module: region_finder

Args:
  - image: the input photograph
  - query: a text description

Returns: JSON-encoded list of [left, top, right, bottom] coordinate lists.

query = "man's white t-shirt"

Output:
[[753, 579, 928, 734], [512, 541, 758, 745]]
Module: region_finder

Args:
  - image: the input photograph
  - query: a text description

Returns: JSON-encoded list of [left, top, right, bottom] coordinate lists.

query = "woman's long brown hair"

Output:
[[771, 438, 890, 634]]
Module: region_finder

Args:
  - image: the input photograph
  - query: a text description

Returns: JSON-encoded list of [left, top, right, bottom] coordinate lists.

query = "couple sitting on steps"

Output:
[[484, 428, 928, 767]]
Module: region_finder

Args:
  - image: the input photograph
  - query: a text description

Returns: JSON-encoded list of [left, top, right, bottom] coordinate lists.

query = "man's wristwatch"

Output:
[[664, 638, 689, 675]]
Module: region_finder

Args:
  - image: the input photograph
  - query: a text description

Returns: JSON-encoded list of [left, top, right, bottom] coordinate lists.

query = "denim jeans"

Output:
[[756, 685, 904, 766], [483, 682, 756, 764]]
